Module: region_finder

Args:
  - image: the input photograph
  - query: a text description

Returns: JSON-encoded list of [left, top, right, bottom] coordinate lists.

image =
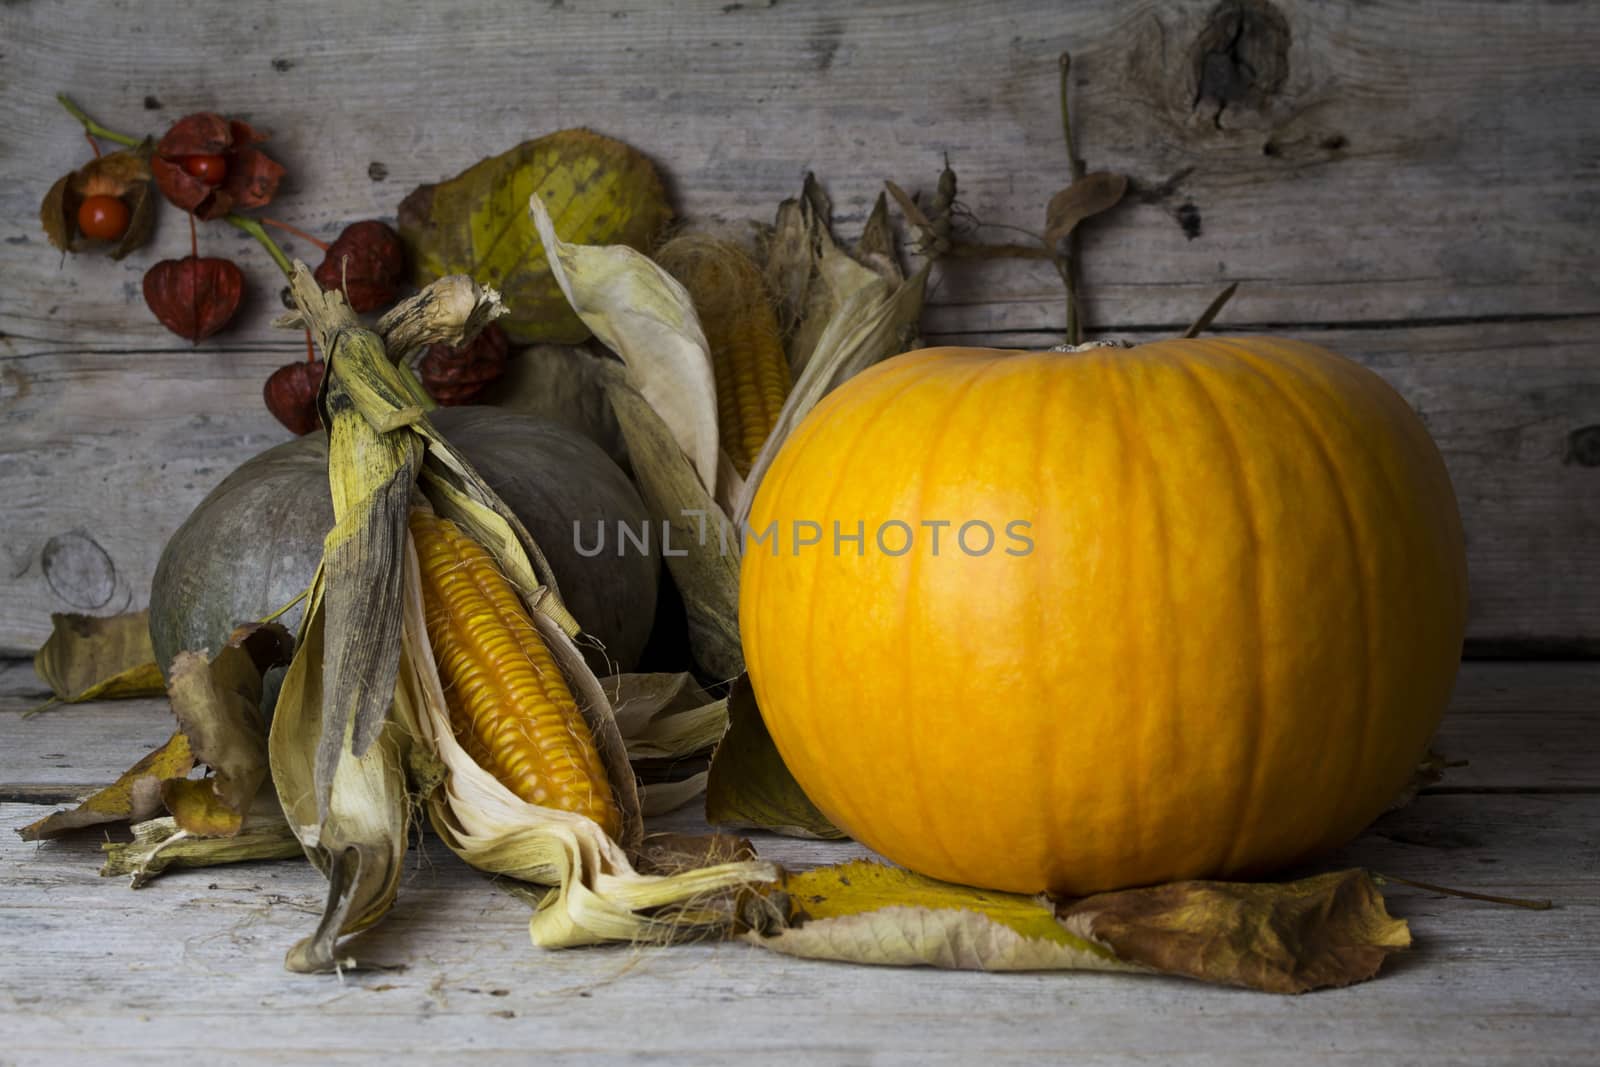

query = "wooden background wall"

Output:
[[1, 0, 1596, 657]]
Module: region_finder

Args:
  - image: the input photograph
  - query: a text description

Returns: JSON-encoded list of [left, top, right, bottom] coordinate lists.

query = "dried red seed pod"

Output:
[[264, 360, 326, 436], [142, 256, 245, 342], [150, 113, 285, 221], [418, 323, 510, 405], [313, 220, 406, 312]]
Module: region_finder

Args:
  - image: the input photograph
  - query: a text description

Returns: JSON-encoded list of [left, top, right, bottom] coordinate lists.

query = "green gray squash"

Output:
[[149, 406, 658, 676]]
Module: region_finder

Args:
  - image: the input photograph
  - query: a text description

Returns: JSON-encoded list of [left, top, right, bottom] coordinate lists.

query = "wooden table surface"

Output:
[[2, 661, 1598, 1064], [2, 0, 1598, 1062]]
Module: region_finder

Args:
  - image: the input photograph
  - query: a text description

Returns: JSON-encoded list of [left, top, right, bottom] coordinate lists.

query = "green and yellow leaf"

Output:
[[399, 130, 671, 344]]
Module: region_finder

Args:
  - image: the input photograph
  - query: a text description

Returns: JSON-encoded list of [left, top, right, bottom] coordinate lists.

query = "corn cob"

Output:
[[409, 510, 622, 839], [657, 235, 792, 476]]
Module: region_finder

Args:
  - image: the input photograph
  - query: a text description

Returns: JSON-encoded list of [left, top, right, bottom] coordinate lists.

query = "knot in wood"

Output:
[[1192, 0, 1291, 128]]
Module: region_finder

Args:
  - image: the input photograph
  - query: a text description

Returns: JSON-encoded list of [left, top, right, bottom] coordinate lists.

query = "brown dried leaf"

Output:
[[750, 862, 1409, 992], [1057, 869, 1411, 993], [165, 623, 294, 837], [18, 732, 193, 840], [705, 676, 842, 840], [1043, 171, 1128, 248], [854, 192, 903, 286], [32, 609, 165, 708], [762, 195, 815, 337]]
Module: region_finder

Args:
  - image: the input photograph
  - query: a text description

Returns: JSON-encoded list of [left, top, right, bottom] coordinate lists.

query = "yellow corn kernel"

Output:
[[657, 235, 792, 476], [409, 510, 621, 839]]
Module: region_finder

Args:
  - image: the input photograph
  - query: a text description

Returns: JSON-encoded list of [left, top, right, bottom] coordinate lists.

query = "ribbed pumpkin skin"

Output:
[[740, 339, 1468, 895]]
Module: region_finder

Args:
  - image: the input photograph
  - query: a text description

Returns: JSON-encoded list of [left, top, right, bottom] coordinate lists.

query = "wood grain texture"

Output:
[[6, 661, 1592, 799], [0, 0, 1597, 643], [3, 319, 1594, 654], [4, 0, 1599, 339], [2, 0, 1597, 656], [1, 661, 1597, 1063]]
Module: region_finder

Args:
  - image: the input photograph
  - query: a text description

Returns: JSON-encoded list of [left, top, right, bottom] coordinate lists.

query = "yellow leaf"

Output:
[[399, 130, 671, 344], [19, 732, 193, 840], [164, 623, 294, 837], [751, 861, 1413, 992], [32, 609, 165, 711], [750, 860, 1129, 972]]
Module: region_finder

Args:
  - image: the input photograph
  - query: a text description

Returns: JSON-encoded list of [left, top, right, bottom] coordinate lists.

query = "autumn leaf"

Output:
[[1057, 869, 1411, 993], [1043, 171, 1127, 249], [399, 130, 671, 344], [749, 860, 1135, 972], [18, 732, 193, 840], [749, 861, 1410, 992], [31, 609, 165, 712], [705, 676, 843, 840], [21, 623, 293, 841], [163, 623, 294, 836]]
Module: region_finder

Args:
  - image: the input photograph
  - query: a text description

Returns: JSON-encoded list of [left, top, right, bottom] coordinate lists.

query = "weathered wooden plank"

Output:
[[2, 661, 1596, 1059], [3, 660, 1596, 805], [2, 0, 1597, 654], [2, 792, 1596, 1065], [3, 318, 1595, 653], [2, 0, 1597, 346]]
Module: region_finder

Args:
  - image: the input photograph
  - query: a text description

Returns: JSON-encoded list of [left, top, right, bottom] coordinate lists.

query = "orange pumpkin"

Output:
[[740, 338, 1467, 895]]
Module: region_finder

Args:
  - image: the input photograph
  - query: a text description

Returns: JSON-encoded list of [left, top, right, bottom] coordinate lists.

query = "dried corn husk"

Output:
[[605, 672, 729, 761], [525, 181, 928, 682], [530, 193, 719, 492], [601, 362, 744, 680], [270, 263, 776, 970], [101, 806, 304, 888], [399, 534, 774, 946]]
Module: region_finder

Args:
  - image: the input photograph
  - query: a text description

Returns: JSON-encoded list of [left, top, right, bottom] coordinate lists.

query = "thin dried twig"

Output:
[[1182, 282, 1240, 338], [1059, 52, 1087, 346]]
